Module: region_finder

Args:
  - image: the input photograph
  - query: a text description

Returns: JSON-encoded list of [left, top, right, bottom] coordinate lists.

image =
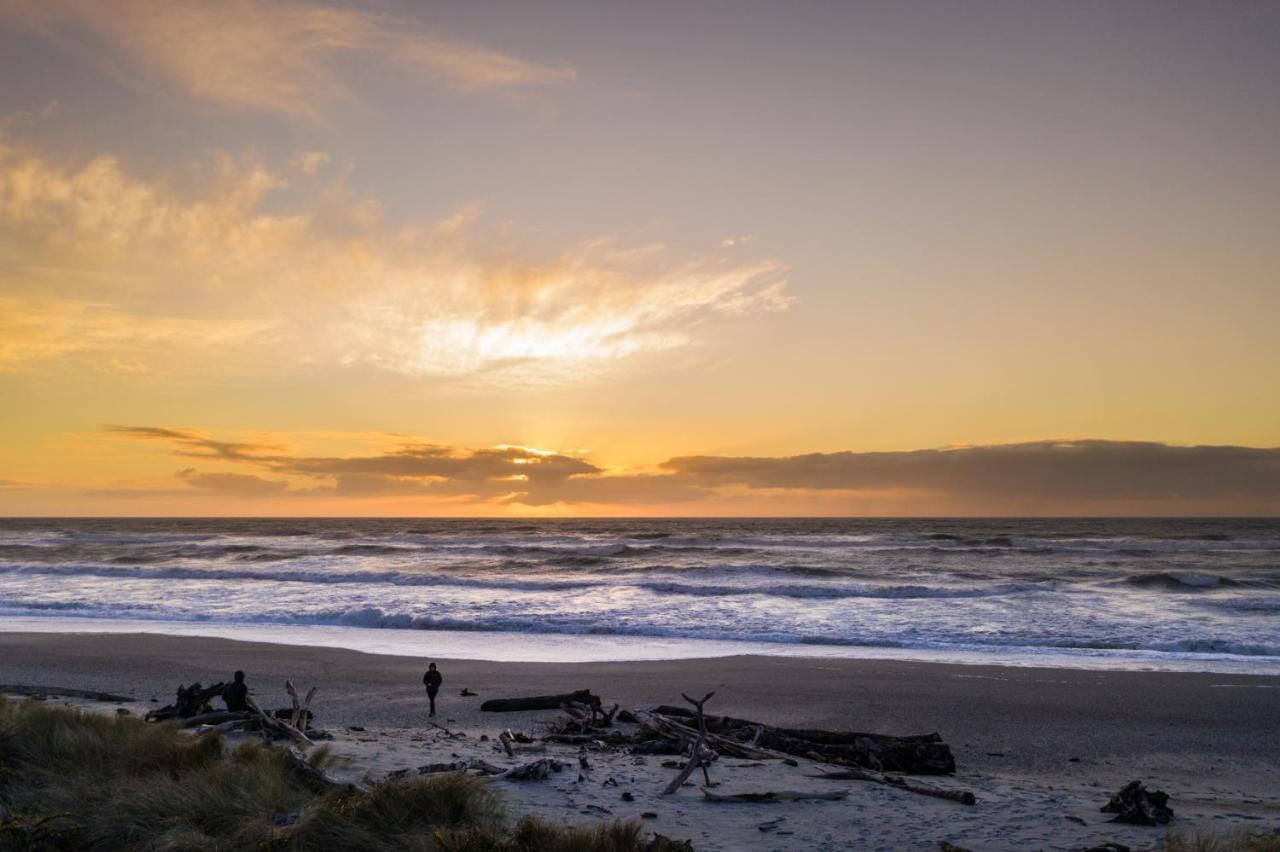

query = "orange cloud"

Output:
[[2, 0, 575, 117], [89, 429, 1280, 515], [0, 139, 790, 384]]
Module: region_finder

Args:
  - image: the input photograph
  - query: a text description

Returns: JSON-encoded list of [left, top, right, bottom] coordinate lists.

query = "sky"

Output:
[[0, 0, 1277, 516]]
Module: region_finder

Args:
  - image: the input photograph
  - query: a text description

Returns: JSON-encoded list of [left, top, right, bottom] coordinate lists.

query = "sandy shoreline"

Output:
[[3, 631, 1278, 850]]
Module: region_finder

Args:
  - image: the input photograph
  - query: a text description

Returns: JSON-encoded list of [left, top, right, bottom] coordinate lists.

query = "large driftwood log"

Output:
[[480, 690, 598, 712], [651, 706, 955, 774], [807, 769, 977, 805]]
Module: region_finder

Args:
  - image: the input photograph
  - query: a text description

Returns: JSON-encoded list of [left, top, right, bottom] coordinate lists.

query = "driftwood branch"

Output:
[[247, 697, 313, 746], [661, 692, 716, 795], [807, 769, 977, 805], [702, 789, 850, 803], [283, 746, 361, 793]]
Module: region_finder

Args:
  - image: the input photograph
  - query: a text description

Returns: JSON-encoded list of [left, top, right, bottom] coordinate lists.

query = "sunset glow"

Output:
[[1, 0, 1277, 516]]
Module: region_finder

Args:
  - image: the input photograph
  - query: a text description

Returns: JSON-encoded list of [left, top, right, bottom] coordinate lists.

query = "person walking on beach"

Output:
[[423, 662, 443, 717], [222, 670, 249, 712]]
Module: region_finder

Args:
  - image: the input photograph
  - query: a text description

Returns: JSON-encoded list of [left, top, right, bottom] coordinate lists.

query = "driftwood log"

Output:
[[651, 705, 955, 774], [702, 789, 849, 803], [502, 758, 565, 781], [0, 685, 133, 703], [180, 710, 252, 729], [808, 769, 976, 805], [481, 690, 599, 713]]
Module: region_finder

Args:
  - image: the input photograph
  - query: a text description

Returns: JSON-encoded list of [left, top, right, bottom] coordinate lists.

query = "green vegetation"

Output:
[[0, 698, 689, 851], [1164, 830, 1280, 852]]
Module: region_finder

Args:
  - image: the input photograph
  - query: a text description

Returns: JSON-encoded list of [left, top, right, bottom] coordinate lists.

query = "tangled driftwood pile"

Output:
[[144, 679, 321, 745], [470, 687, 977, 806], [1101, 780, 1173, 825]]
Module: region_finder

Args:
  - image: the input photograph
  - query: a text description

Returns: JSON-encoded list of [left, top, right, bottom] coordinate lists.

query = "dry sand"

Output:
[[2, 632, 1278, 851]]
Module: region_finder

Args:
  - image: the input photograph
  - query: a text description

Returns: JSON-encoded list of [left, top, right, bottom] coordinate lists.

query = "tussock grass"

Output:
[[1164, 829, 1280, 852], [0, 697, 689, 852]]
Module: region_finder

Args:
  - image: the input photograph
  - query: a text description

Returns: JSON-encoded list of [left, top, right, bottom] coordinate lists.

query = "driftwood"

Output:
[[651, 705, 955, 774], [387, 760, 473, 779], [285, 680, 318, 730], [702, 789, 849, 803], [808, 769, 977, 805], [544, 731, 636, 746], [1101, 780, 1173, 825], [0, 685, 133, 703], [282, 746, 360, 792], [146, 682, 226, 721], [635, 711, 772, 761], [180, 710, 252, 729], [247, 697, 313, 746], [502, 758, 565, 781], [662, 692, 717, 795], [481, 690, 598, 713], [499, 730, 547, 757]]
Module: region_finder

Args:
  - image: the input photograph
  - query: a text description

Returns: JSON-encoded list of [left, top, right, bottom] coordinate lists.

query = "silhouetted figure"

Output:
[[222, 670, 249, 712], [423, 662, 442, 717]]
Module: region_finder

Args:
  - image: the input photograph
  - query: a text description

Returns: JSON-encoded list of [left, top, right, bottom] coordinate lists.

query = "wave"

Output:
[[636, 580, 1036, 600], [0, 563, 606, 593], [0, 562, 1040, 601], [5, 600, 1277, 660], [1120, 572, 1242, 590]]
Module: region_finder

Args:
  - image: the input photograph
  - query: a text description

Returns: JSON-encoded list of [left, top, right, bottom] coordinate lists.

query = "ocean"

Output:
[[0, 517, 1277, 672]]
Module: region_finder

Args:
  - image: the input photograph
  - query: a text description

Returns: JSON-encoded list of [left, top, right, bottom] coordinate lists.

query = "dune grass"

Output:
[[1164, 830, 1280, 852], [0, 697, 689, 851]]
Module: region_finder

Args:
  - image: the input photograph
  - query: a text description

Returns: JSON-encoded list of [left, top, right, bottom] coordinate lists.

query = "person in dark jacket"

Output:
[[222, 670, 248, 712], [422, 662, 442, 717]]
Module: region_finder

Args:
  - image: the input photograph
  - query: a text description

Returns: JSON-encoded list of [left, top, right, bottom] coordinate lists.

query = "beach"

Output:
[[3, 631, 1277, 851]]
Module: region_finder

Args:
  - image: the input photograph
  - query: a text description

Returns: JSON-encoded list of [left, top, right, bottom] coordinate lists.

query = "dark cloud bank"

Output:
[[104, 427, 1280, 514]]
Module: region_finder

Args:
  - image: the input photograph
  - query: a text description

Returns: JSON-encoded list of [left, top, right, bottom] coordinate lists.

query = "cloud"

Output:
[[99, 429, 1280, 513], [2, 0, 575, 117], [104, 426, 280, 461], [290, 150, 330, 176], [176, 468, 289, 496], [662, 440, 1280, 501], [0, 141, 790, 384]]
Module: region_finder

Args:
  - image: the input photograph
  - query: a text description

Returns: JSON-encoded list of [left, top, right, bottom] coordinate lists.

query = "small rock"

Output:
[[641, 812, 657, 819], [621, 791, 635, 802], [115, 707, 130, 716]]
